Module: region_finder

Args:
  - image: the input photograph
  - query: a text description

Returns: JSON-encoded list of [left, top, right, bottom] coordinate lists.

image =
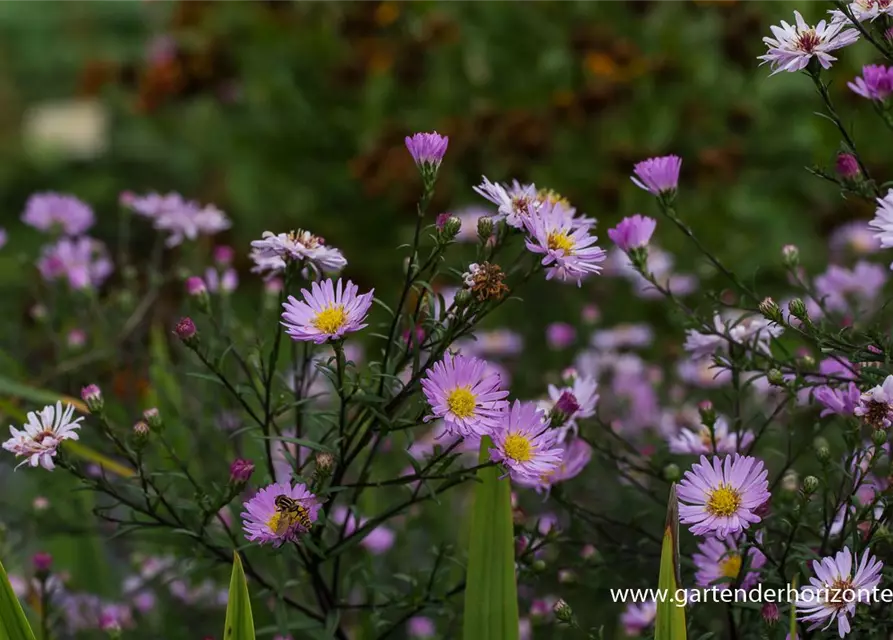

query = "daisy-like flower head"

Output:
[[523, 200, 606, 286], [668, 416, 755, 456], [250, 230, 347, 277], [854, 374, 893, 428], [848, 64, 893, 101], [677, 454, 770, 538], [125, 192, 230, 247], [240, 481, 320, 547], [489, 400, 563, 482], [693, 532, 766, 590], [631, 155, 682, 196], [797, 547, 883, 638], [830, 0, 893, 25], [620, 601, 656, 636], [869, 189, 893, 253], [37, 237, 113, 290], [758, 11, 860, 75], [420, 354, 509, 437], [22, 193, 95, 236], [815, 383, 861, 417], [515, 438, 592, 494], [405, 132, 448, 176], [473, 177, 539, 229], [281, 278, 374, 344], [607, 214, 657, 252], [546, 373, 599, 427], [2, 401, 83, 470]]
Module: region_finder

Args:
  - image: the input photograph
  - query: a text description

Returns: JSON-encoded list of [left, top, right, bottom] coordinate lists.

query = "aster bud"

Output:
[[132, 421, 150, 448], [32, 552, 52, 577], [697, 400, 716, 429], [580, 544, 597, 561], [81, 384, 103, 413], [873, 429, 888, 446], [185, 276, 211, 313], [229, 458, 254, 486], [835, 152, 860, 180], [798, 354, 816, 370], [787, 298, 808, 322], [758, 297, 783, 324], [214, 245, 235, 267], [782, 469, 799, 493], [454, 289, 472, 308], [663, 463, 681, 483], [549, 391, 579, 428], [553, 599, 574, 625], [814, 437, 830, 463], [436, 213, 461, 243], [313, 452, 335, 487], [767, 369, 785, 387], [782, 244, 800, 268], [477, 216, 494, 243], [531, 559, 546, 573], [143, 407, 162, 431], [175, 317, 198, 347], [761, 602, 780, 626], [802, 475, 819, 494], [99, 613, 122, 637]]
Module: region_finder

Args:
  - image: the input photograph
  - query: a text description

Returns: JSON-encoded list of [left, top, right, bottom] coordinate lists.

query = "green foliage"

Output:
[[224, 553, 256, 640], [0, 557, 36, 640], [655, 484, 686, 640]]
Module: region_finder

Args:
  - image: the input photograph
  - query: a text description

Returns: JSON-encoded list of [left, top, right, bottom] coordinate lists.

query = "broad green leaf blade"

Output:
[[224, 552, 256, 640], [0, 557, 37, 640], [655, 484, 686, 640], [463, 437, 519, 640]]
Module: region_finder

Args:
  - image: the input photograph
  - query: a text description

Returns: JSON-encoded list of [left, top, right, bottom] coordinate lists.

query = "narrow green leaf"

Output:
[[223, 552, 256, 640], [789, 576, 798, 640], [655, 484, 686, 640], [0, 557, 37, 640], [462, 437, 518, 640]]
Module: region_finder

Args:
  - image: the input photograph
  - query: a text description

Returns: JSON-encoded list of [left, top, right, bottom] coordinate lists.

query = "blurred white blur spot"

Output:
[[22, 99, 108, 160]]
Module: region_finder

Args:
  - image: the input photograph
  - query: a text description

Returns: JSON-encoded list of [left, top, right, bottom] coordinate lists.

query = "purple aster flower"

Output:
[[631, 155, 682, 196], [759, 11, 859, 75], [515, 438, 592, 494], [489, 400, 563, 482], [854, 374, 893, 428], [125, 192, 230, 247], [0, 228, 6, 250], [407, 616, 436, 638], [22, 193, 95, 235], [37, 237, 113, 290], [454, 329, 523, 358], [620, 601, 656, 636], [815, 383, 861, 417], [814, 261, 886, 313], [281, 278, 374, 344], [677, 454, 770, 538], [229, 458, 254, 484], [250, 230, 346, 277], [829, 221, 880, 256], [829, 0, 893, 24], [205, 266, 238, 293], [848, 64, 893, 100], [607, 215, 657, 251], [240, 481, 320, 546], [331, 507, 396, 554], [523, 200, 605, 286], [405, 131, 448, 171], [420, 354, 509, 437], [835, 153, 860, 179], [869, 189, 893, 252], [668, 416, 754, 455], [797, 547, 883, 638], [213, 245, 235, 266], [2, 401, 83, 471], [474, 177, 539, 228], [546, 322, 576, 350], [693, 532, 765, 590], [546, 373, 598, 436]]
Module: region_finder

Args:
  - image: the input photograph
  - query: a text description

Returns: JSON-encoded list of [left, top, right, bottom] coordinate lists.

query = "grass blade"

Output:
[[224, 552, 256, 640], [462, 437, 519, 640], [0, 557, 37, 640], [655, 484, 686, 640]]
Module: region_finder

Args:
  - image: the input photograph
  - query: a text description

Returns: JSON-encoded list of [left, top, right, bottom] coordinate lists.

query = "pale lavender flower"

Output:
[[759, 11, 859, 75], [126, 192, 230, 246], [620, 601, 656, 636], [454, 329, 523, 358], [815, 383, 861, 417], [608, 246, 698, 299], [2, 401, 83, 470], [489, 400, 563, 482], [405, 131, 448, 171], [854, 374, 893, 428], [693, 532, 765, 590], [797, 547, 883, 637], [37, 237, 113, 290], [849, 64, 893, 100], [407, 616, 436, 638], [473, 177, 538, 228], [205, 266, 238, 293], [515, 438, 592, 494], [830, 221, 881, 257], [22, 193, 94, 235], [590, 323, 654, 351], [677, 454, 770, 538], [814, 261, 886, 312], [546, 322, 576, 350], [668, 416, 754, 455], [523, 200, 605, 285], [331, 507, 396, 554], [607, 215, 657, 251], [241, 481, 320, 546], [0, 228, 6, 249], [421, 354, 509, 437], [250, 230, 346, 276], [281, 278, 373, 344], [830, 0, 893, 24], [547, 372, 598, 425], [631, 155, 681, 196], [67, 329, 87, 349]]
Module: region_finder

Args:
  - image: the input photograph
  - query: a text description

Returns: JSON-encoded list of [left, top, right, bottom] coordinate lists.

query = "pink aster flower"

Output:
[[281, 278, 373, 344], [668, 416, 755, 456], [405, 132, 448, 170], [813, 262, 886, 313], [125, 192, 230, 246], [854, 374, 893, 428], [240, 481, 320, 547], [205, 266, 238, 294], [620, 601, 656, 636], [523, 200, 605, 285], [631, 155, 682, 196], [407, 616, 436, 638], [607, 215, 657, 251], [473, 177, 539, 228], [37, 237, 113, 290], [829, 221, 880, 256], [693, 532, 765, 590], [797, 547, 883, 638], [331, 507, 395, 554], [848, 64, 893, 100], [2, 401, 83, 470], [22, 193, 95, 235], [759, 11, 859, 75], [546, 372, 599, 436], [546, 322, 576, 350], [489, 400, 562, 482], [515, 438, 592, 494], [250, 230, 347, 277], [421, 354, 509, 437], [677, 454, 770, 538]]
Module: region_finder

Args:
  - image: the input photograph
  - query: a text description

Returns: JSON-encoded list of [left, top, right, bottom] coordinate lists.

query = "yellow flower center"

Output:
[[267, 511, 286, 533], [537, 188, 570, 208], [447, 387, 477, 419], [825, 577, 855, 609], [706, 484, 741, 517], [720, 554, 742, 580], [312, 304, 347, 334], [503, 433, 533, 462], [547, 231, 575, 255]]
